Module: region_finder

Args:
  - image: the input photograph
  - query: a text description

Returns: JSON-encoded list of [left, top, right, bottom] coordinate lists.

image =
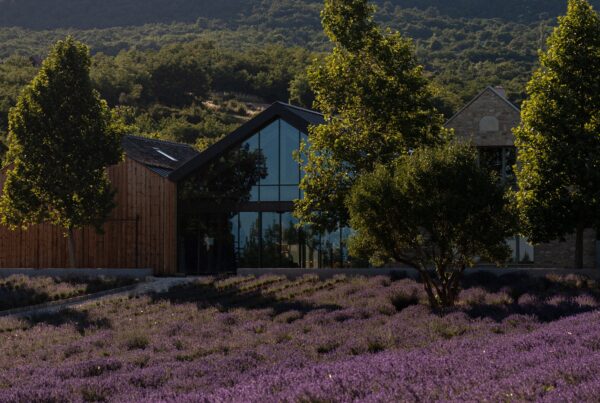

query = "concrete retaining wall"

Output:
[[0, 268, 153, 279]]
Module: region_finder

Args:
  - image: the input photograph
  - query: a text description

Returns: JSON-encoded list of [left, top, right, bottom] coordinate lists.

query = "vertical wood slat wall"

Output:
[[0, 158, 177, 275]]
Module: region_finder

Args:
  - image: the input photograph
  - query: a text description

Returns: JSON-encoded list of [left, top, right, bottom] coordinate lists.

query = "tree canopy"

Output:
[[347, 143, 515, 307], [514, 0, 600, 269], [295, 0, 447, 231], [0, 37, 124, 266]]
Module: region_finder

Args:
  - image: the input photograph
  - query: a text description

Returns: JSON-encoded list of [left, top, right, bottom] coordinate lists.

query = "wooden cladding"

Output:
[[0, 157, 178, 275]]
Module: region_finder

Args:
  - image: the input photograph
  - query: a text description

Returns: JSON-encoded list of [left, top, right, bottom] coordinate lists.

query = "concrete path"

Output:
[[0, 276, 196, 319]]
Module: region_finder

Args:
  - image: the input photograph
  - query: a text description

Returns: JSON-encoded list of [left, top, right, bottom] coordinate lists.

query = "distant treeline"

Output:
[[1, 0, 599, 30], [0, 0, 322, 30]]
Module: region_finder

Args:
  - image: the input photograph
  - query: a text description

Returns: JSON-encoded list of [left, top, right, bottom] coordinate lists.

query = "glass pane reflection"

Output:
[[238, 212, 260, 268], [231, 212, 352, 269], [262, 212, 281, 268], [282, 213, 300, 268], [260, 186, 279, 202], [281, 120, 300, 185], [280, 185, 300, 202], [260, 121, 279, 186]]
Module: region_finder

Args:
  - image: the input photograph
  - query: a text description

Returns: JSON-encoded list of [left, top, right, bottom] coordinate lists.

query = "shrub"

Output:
[[390, 291, 420, 312], [125, 334, 150, 350], [348, 142, 516, 308]]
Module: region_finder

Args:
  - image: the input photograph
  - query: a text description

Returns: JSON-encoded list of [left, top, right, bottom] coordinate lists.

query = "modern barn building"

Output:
[[0, 102, 354, 275], [0, 135, 197, 275], [171, 102, 353, 274]]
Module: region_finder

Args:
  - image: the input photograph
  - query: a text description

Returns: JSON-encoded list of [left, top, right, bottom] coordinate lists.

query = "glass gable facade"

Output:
[[243, 119, 307, 202], [178, 117, 352, 274]]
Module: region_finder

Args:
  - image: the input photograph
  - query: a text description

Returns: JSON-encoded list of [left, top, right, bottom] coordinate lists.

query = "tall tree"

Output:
[[514, 0, 600, 269], [347, 143, 515, 308], [0, 37, 123, 267], [295, 0, 447, 231]]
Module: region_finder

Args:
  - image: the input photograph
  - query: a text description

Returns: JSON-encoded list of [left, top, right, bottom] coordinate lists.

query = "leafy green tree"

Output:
[[347, 143, 515, 308], [0, 37, 124, 267], [148, 47, 211, 107], [514, 0, 600, 269], [288, 71, 314, 108], [178, 145, 267, 271], [295, 0, 447, 231]]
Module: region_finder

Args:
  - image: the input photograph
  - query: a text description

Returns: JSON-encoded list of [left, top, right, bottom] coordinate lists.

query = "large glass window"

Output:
[[243, 134, 260, 202], [282, 213, 301, 268], [223, 118, 356, 269], [260, 122, 279, 186], [479, 146, 516, 186], [281, 121, 300, 185], [262, 212, 281, 268], [230, 211, 352, 269], [237, 119, 304, 203], [238, 212, 260, 268]]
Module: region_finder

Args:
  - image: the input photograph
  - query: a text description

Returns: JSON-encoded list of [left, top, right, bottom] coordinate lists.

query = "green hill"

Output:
[[1, 0, 599, 152], [0, 0, 597, 30]]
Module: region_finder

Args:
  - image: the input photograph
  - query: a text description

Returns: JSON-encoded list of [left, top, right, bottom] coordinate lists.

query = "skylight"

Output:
[[153, 147, 178, 162]]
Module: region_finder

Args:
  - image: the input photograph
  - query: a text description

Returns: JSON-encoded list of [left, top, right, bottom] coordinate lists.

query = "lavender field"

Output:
[[1, 273, 600, 402]]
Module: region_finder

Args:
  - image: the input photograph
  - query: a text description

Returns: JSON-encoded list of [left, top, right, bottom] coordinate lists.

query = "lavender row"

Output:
[[0, 273, 597, 401]]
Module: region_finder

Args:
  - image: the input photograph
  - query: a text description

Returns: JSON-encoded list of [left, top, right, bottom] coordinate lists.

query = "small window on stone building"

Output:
[[479, 116, 499, 133]]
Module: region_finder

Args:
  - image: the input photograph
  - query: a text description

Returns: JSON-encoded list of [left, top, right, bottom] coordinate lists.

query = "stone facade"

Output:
[[445, 87, 520, 147], [446, 86, 598, 269], [535, 230, 597, 269]]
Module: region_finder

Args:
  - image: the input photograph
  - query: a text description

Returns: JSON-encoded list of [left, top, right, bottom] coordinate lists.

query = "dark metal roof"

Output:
[[168, 102, 324, 182], [146, 166, 176, 178], [122, 135, 200, 178], [279, 102, 326, 126]]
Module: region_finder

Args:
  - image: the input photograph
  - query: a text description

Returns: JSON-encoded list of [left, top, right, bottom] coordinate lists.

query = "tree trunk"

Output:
[[67, 228, 76, 268], [575, 223, 584, 270]]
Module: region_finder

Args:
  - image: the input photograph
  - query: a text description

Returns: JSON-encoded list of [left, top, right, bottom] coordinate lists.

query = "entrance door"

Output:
[[181, 221, 237, 275]]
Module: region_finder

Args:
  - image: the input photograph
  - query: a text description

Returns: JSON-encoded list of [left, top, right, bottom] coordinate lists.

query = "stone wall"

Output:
[[446, 88, 520, 147], [534, 229, 597, 269], [446, 86, 598, 270]]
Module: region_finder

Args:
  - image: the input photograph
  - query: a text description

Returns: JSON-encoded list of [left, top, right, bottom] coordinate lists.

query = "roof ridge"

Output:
[[445, 86, 520, 126], [273, 101, 324, 116], [169, 101, 325, 182], [486, 86, 520, 112], [124, 134, 198, 150]]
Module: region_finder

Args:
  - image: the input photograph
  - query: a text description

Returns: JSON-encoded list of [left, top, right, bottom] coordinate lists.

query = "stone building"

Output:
[[446, 86, 597, 269]]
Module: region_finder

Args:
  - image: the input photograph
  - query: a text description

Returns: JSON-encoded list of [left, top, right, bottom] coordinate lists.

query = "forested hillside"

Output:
[[0, 0, 597, 157], [0, 0, 596, 29]]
